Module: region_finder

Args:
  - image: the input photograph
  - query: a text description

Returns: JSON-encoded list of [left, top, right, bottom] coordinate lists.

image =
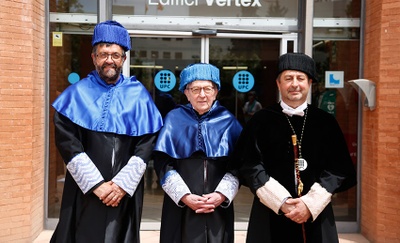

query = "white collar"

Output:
[[280, 101, 308, 117]]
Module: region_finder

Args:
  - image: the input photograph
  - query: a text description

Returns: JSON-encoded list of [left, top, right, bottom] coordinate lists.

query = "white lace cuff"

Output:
[[161, 170, 191, 206], [300, 183, 332, 221], [66, 152, 104, 194], [215, 172, 239, 207], [256, 177, 292, 214], [112, 156, 147, 197]]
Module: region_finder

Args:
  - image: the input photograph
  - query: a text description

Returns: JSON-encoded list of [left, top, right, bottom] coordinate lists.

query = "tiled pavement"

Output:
[[33, 230, 370, 243], [39, 179, 369, 242]]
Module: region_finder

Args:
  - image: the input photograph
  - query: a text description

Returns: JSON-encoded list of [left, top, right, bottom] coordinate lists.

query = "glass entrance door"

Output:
[[129, 35, 291, 124]]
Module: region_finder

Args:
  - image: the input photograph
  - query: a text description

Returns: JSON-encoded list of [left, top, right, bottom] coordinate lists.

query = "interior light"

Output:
[[222, 66, 248, 70]]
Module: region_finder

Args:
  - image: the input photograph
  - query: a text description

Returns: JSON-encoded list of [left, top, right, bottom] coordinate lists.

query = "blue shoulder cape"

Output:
[[52, 70, 163, 136], [154, 101, 242, 159]]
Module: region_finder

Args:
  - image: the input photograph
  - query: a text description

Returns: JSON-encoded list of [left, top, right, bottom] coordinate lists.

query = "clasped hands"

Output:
[[280, 198, 311, 224], [181, 192, 226, 214], [93, 181, 126, 207]]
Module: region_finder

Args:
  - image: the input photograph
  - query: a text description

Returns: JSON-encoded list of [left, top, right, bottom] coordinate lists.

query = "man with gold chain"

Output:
[[231, 53, 357, 243]]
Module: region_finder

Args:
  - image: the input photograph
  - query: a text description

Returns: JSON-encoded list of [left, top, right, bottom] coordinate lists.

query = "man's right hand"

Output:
[[280, 199, 296, 214], [94, 181, 126, 207], [181, 194, 215, 213], [93, 181, 113, 200]]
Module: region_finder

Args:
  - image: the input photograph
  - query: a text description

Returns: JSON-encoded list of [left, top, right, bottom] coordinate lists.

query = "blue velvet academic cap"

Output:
[[91, 20, 131, 51], [179, 63, 221, 92], [278, 53, 318, 82]]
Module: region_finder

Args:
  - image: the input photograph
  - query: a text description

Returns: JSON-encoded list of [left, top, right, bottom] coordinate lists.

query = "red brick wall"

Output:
[[363, 0, 400, 242], [0, 0, 46, 242]]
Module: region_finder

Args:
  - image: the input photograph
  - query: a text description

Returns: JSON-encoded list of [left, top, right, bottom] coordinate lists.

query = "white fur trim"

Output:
[[215, 172, 239, 207], [256, 177, 292, 214], [112, 156, 147, 197], [300, 182, 332, 221], [66, 152, 104, 194], [161, 170, 191, 206]]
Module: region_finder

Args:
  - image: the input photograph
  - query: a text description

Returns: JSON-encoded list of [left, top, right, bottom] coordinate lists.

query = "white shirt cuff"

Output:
[[161, 170, 191, 206], [300, 182, 332, 221], [215, 172, 239, 207], [66, 152, 104, 194], [112, 156, 147, 197], [256, 177, 292, 214]]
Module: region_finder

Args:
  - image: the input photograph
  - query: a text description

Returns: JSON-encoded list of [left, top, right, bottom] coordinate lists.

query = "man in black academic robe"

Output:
[[231, 53, 356, 243], [50, 21, 163, 243]]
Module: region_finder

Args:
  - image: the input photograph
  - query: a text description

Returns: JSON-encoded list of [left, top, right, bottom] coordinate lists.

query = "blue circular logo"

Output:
[[68, 72, 80, 84], [232, 71, 254, 93], [154, 70, 176, 92]]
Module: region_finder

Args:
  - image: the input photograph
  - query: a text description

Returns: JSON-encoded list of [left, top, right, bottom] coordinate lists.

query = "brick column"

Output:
[[0, 0, 46, 241], [362, 0, 400, 242]]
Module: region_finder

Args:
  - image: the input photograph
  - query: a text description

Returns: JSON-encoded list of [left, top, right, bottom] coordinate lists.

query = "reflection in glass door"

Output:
[[209, 37, 283, 224], [209, 38, 283, 124]]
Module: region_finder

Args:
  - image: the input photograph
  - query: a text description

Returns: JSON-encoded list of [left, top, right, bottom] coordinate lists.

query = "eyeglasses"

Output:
[[187, 86, 215, 95], [96, 52, 124, 61]]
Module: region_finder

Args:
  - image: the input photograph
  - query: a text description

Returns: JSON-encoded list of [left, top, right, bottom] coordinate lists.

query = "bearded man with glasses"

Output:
[[153, 63, 243, 243], [51, 20, 163, 242]]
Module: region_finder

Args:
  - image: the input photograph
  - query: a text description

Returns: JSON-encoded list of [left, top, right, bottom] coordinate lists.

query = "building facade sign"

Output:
[[149, 0, 262, 8], [111, 0, 298, 18]]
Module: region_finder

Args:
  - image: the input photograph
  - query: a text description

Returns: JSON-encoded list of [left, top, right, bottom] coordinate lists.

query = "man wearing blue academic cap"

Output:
[[51, 20, 163, 243], [153, 63, 242, 243]]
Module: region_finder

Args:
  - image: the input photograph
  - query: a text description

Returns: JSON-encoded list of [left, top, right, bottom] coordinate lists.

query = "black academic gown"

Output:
[[51, 71, 162, 243], [153, 101, 242, 243], [231, 103, 357, 243], [155, 153, 235, 243], [51, 112, 157, 243]]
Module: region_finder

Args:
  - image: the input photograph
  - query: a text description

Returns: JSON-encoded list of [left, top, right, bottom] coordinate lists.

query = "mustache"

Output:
[[289, 87, 301, 92], [101, 63, 117, 70]]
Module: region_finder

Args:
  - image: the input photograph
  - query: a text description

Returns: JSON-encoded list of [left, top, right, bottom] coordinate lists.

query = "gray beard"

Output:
[[98, 65, 121, 84]]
